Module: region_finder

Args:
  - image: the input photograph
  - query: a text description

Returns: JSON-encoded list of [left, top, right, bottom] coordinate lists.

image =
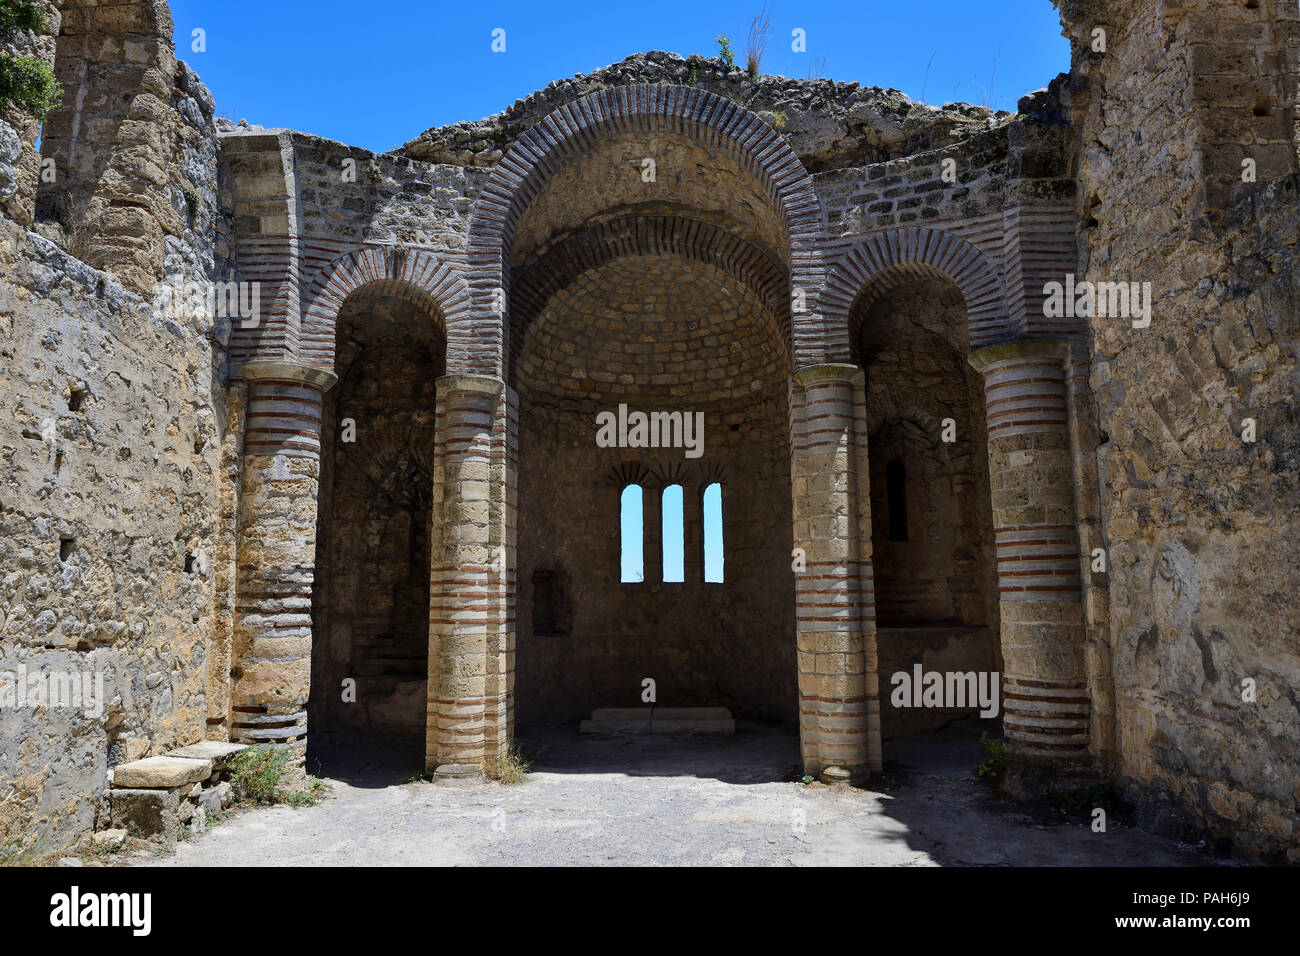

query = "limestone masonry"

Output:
[[1, 0, 1297, 863]]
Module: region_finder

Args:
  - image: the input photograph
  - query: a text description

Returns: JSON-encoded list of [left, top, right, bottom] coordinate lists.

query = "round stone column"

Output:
[[231, 360, 337, 762], [426, 375, 517, 779], [789, 364, 880, 781], [969, 341, 1089, 760]]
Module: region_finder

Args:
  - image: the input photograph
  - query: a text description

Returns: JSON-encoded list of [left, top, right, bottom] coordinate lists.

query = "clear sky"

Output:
[[168, 0, 1071, 154]]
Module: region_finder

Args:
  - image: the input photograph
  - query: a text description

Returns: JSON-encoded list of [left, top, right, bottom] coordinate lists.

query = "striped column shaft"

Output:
[[971, 341, 1088, 759], [482, 386, 518, 773], [850, 371, 882, 772], [232, 361, 336, 758], [427, 375, 514, 774], [790, 364, 877, 780]]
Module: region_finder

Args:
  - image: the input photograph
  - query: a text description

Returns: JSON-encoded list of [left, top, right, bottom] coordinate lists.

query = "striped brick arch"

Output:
[[297, 246, 471, 370], [466, 83, 828, 379], [822, 227, 1012, 357], [508, 214, 790, 378]]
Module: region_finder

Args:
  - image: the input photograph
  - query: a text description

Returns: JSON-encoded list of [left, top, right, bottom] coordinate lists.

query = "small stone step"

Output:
[[580, 709, 651, 733], [167, 741, 247, 774], [112, 755, 213, 789], [580, 707, 734, 734]]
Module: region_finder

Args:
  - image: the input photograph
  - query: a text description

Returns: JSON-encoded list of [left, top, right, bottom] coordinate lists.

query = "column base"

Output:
[[433, 763, 486, 787], [819, 765, 872, 787]]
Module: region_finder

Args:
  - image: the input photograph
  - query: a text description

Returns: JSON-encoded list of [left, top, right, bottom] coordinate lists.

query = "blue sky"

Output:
[[168, 0, 1071, 154]]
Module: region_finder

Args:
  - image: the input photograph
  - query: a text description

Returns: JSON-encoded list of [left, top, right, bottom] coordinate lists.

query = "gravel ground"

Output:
[[126, 721, 1232, 867]]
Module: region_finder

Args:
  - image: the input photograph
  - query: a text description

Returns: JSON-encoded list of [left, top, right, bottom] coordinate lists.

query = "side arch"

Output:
[[298, 246, 471, 369], [823, 227, 1013, 353], [465, 83, 829, 378]]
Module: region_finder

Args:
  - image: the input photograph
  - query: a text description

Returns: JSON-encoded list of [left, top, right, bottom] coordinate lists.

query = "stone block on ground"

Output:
[[108, 788, 180, 838], [580, 707, 734, 734], [197, 781, 233, 814], [580, 708, 651, 734]]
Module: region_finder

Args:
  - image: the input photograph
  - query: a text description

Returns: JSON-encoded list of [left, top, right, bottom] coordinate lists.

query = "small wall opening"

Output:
[[661, 484, 684, 583], [702, 482, 724, 583], [620, 484, 644, 583], [532, 568, 572, 636]]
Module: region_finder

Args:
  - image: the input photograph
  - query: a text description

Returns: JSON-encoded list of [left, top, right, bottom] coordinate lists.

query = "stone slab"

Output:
[[581, 707, 734, 734], [112, 756, 213, 789], [580, 712, 651, 734], [650, 718, 735, 734]]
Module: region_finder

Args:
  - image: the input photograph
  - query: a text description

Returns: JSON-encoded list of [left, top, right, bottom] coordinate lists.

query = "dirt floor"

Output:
[[125, 720, 1235, 867]]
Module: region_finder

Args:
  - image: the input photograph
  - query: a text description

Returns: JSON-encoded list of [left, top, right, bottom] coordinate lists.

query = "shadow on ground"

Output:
[[306, 735, 425, 789], [135, 720, 1240, 866]]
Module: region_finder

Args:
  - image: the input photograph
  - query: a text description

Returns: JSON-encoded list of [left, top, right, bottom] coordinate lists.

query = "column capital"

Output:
[[968, 338, 1070, 373], [792, 362, 865, 388], [241, 359, 338, 393], [437, 373, 509, 397]]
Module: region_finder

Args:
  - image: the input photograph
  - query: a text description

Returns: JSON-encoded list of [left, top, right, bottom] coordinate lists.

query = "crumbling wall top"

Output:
[[401, 50, 1035, 173]]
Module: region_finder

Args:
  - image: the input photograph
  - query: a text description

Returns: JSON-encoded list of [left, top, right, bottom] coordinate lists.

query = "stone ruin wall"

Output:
[[0, 0, 234, 859], [0, 1, 1296, 860], [1057, 0, 1300, 860]]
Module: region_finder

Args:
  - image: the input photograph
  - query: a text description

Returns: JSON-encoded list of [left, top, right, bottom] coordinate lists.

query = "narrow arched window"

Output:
[[661, 484, 684, 583], [702, 482, 724, 583], [886, 459, 908, 542], [620, 484, 644, 582]]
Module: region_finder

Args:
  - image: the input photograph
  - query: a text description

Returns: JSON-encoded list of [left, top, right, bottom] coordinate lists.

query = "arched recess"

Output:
[[464, 83, 828, 379], [513, 245, 794, 728], [297, 246, 471, 370], [852, 271, 1001, 740], [307, 273, 447, 760], [823, 227, 1013, 354], [508, 214, 790, 381]]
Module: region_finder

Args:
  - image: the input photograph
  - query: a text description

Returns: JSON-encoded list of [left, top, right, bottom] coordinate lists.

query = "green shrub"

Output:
[[685, 54, 702, 87], [715, 34, 737, 73], [0, 1, 46, 35], [286, 776, 325, 807], [226, 746, 291, 805], [0, 55, 62, 117], [976, 731, 1009, 783], [0, 1, 60, 118]]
